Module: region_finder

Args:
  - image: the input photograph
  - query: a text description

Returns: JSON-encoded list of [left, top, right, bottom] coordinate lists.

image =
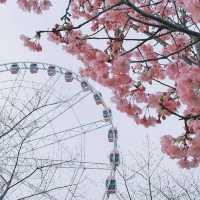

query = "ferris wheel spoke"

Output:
[[0, 90, 86, 141], [1, 91, 93, 157], [0, 166, 60, 200], [0, 123, 39, 159], [16, 184, 79, 200], [24, 120, 109, 145], [70, 106, 86, 165], [64, 164, 79, 200], [0, 89, 81, 157], [19, 120, 109, 156], [0, 70, 24, 114], [19, 90, 91, 141], [24, 89, 85, 125], [0, 155, 111, 170], [6, 69, 27, 122], [0, 92, 87, 158], [0, 74, 69, 143], [8, 73, 64, 128], [8, 71, 62, 126], [0, 96, 33, 135], [70, 168, 85, 200], [65, 164, 84, 200], [5, 159, 79, 200], [0, 163, 111, 171], [0, 91, 90, 159], [0, 73, 27, 129]]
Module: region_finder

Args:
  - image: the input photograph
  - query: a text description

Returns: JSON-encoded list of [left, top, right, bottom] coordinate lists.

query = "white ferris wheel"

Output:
[[0, 62, 121, 200]]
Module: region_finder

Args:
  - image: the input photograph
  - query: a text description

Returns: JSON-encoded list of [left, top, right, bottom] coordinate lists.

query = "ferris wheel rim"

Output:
[[0, 61, 120, 200], [0, 61, 80, 80]]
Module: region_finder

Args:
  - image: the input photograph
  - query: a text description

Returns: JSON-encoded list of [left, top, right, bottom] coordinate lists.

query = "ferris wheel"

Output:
[[0, 62, 120, 200]]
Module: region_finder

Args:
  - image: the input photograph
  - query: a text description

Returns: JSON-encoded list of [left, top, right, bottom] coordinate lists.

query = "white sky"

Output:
[[0, 1, 198, 198], [0, 0, 188, 166]]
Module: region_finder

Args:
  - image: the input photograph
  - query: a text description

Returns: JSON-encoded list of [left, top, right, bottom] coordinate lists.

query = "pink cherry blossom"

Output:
[[20, 34, 42, 52], [176, 66, 200, 108], [17, 0, 51, 14], [0, 0, 6, 3], [139, 116, 157, 127], [161, 135, 187, 159], [177, 0, 200, 23], [48, 32, 65, 44]]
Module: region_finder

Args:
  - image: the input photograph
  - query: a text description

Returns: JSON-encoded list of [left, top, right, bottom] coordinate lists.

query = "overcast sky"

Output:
[[0, 0, 188, 165], [0, 1, 198, 198]]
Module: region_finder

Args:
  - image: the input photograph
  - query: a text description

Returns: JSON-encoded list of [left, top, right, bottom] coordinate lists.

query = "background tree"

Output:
[[117, 137, 200, 200], [1, 0, 200, 169]]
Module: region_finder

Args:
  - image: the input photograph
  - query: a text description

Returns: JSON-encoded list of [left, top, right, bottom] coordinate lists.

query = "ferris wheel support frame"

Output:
[[0, 61, 121, 200]]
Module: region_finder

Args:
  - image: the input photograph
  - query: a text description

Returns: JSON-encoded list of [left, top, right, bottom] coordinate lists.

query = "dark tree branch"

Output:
[[124, 0, 200, 38]]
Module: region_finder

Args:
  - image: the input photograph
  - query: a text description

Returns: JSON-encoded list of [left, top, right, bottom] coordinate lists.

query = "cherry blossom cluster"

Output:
[[0, 0, 52, 13], [177, 0, 200, 23], [1, 0, 200, 168], [20, 34, 42, 51], [18, 0, 52, 13]]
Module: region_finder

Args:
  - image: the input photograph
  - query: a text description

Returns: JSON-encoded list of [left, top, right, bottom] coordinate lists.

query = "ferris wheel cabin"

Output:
[[108, 127, 118, 142], [93, 92, 102, 105], [30, 63, 39, 74], [65, 71, 73, 82], [10, 63, 19, 74], [48, 65, 56, 76], [106, 176, 117, 195], [81, 80, 90, 91], [103, 108, 112, 121], [109, 149, 120, 167]]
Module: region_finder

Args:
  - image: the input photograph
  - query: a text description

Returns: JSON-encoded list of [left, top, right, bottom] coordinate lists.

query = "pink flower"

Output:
[[178, 0, 200, 23], [0, 0, 6, 3], [139, 116, 157, 127], [112, 55, 130, 75], [178, 158, 199, 169], [17, 0, 51, 14], [48, 32, 64, 44], [188, 143, 200, 158], [188, 120, 200, 135], [163, 35, 190, 59], [161, 132, 200, 169], [20, 34, 42, 52], [98, 9, 130, 30], [160, 135, 187, 159], [132, 87, 147, 103], [176, 65, 200, 108], [141, 44, 157, 61], [40, 0, 52, 10], [178, 159, 191, 169], [166, 63, 179, 80], [112, 95, 142, 116]]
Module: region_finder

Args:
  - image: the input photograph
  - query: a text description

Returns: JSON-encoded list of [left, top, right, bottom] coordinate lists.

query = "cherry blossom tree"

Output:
[[1, 0, 200, 169]]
